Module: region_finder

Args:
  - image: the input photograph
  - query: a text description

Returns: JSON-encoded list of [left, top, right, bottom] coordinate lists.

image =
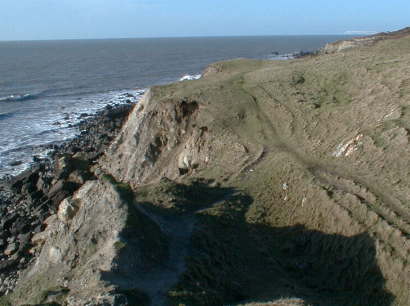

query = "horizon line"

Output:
[[0, 33, 360, 43]]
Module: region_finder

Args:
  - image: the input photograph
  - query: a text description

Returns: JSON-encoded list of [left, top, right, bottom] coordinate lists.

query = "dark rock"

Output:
[[68, 170, 86, 185], [9, 161, 23, 167], [0, 101, 136, 294], [17, 233, 30, 254], [47, 180, 65, 199], [32, 155, 42, 162], [10, 218, 28, 235], [4, 242, 18, 256], [3, 214, 19, 231], [36, 176, 47, 192], [0, 259, 17, 272], [48, 180, 79, 207]]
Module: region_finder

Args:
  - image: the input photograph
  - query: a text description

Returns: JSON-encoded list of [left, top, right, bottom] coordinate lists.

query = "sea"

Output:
[[0, 35, 352, 177]]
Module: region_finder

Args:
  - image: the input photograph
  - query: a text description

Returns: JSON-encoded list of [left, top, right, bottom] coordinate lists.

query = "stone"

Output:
[[36, 176, 46, 192], [0, 258, 17, 272], [57, 197, 79, 223], [178, 152, 192, 170], [68, 170, 86, 185], [10, 216, 29, 235], [4, 242, 18, 256], [48, 180, 65, 198], [9, 160, 23, 167], [31, 231, 48, 245], [49, 247, 62, 264], [17, 233, 30, 253]]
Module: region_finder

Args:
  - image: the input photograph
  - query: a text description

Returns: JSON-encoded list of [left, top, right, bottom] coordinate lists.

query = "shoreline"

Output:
[[1, 27, 410, 303], [0, 101, 136, 295], [0, 50, 317, 296], [0, 46, 318, 180], [0, 89, 146, 179]]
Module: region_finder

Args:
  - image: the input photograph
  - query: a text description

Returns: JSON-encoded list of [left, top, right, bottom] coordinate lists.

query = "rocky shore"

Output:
[[0, 101, 136, 295], [1, 28, 410, 306]]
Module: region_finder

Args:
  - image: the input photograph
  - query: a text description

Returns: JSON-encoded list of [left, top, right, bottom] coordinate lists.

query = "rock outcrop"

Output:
[[9, 176, 166, 305], [3, 28, 410, 306]]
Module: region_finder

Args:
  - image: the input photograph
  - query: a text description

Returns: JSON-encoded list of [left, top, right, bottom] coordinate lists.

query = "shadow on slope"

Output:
[[98, 178, 394, 306], [100, 178, 239, 305], [162, 182, 394, 306]]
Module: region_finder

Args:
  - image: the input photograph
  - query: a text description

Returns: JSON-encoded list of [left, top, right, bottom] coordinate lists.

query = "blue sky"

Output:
[[1, 0, 409, 40]]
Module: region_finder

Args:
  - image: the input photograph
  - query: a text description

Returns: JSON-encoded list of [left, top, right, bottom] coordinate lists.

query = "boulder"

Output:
[[57, 197, 80, 223]]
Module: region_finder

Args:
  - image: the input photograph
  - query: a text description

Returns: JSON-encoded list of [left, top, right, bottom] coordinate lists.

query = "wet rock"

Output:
[[36, 176, 47, 192], [17, 233, 30, 254], [0, 102, 136, 295], [9, 160, 23, 167], [0, 259, 17, 271], [10, 216, 29, 235], [32, 155, 42, 162], [4, 242, 18, 256]]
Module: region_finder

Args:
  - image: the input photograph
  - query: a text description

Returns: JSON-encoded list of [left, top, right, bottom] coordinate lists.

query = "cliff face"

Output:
[[323, 27, 410, 53], [101, 90, 210, 186], [5, 30, 410, 306], [8, 177, 167, 305]]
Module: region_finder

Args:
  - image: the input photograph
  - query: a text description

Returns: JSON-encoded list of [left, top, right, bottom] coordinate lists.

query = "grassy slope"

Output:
[[138, 34, 410, 305], [6, 34, 409, 306]]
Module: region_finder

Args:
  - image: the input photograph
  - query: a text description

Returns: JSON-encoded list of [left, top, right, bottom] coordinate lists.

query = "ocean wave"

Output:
[[0, 112, 15, 120], [0, 93, 38, 103], [179, 74, 202, 82], [0, 87, 146, 178]]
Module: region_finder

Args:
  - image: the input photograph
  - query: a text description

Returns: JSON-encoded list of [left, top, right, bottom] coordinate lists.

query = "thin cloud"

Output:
[[344, 30, 377, 35]]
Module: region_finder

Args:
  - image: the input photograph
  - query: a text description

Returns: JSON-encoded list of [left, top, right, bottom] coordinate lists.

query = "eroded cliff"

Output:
[[3, 29, 410, 306]]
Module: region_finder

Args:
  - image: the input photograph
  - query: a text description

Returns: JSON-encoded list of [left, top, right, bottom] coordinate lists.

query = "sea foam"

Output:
[[0, 94, 37, 103], [179, 74, 202, 82]]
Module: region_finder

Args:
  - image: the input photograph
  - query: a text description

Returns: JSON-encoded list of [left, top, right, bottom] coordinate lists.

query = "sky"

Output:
[[0, 0, 409, 41]]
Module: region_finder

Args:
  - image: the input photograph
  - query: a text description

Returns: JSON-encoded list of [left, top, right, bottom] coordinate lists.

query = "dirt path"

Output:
[[133, 193, 235, 306]]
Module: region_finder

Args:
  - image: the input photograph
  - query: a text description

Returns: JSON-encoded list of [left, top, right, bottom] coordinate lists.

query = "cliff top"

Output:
[[4, 27, 410, 306]]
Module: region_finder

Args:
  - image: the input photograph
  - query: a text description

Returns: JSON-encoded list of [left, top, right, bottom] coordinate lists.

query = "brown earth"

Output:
[[2, 28, 410, 306]]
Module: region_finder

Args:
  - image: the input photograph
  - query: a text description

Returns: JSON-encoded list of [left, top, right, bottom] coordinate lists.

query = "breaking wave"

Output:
[[0, 94, 38, 103], [179, 74, 202, 82]]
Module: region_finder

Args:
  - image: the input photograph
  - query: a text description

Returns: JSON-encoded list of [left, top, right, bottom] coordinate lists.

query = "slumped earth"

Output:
[[1, 28, 410, 305]]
